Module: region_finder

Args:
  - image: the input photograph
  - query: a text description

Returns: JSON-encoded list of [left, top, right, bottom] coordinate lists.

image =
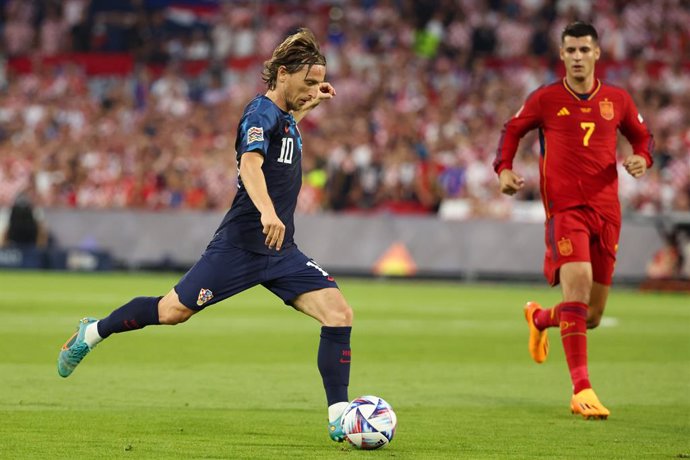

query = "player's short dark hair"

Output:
[[561, 21, 599, 43], [262, 28, 326, 90]]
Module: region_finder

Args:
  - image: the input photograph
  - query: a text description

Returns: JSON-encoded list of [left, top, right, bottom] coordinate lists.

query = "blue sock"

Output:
[[96, 296, 161, 339], [318, 326, 351, 406]]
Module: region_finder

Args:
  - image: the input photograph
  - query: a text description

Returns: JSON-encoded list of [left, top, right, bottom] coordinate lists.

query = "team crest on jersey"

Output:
[[197, 288, 214, 306], [599, 100, 614, 120], [557, 238, 573, 256], [247, 126, 264, 144]]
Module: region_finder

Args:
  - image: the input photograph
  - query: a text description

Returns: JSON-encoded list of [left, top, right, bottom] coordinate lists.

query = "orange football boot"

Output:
[[524, 301, 549, 363], [525, 302, 549, 364], [570, 388, 610, 420]]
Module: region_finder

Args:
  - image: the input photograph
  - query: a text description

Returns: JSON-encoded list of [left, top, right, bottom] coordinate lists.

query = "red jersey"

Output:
[[493, 78, 654, 223]]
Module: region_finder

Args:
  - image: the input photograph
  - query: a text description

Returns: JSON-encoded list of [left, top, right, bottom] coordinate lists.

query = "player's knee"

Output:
[[587, 311, 602, 329], [324, 303, 353, 327], [158, 303, 195, 325], [563, 279, 592, 303], [563, 288, 590, 304]]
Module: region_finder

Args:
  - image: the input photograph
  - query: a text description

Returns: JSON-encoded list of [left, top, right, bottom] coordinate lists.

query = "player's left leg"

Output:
[[293, 287, 353, 442], [560, 262, 609, 420], [263, 249, 353, 442], [587, 282, 609, 329], [587, 219, 617, 329], [526, 210, 590, 364]]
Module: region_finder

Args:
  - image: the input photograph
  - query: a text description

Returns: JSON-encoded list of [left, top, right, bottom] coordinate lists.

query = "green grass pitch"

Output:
[[0, 271, 688, 459]]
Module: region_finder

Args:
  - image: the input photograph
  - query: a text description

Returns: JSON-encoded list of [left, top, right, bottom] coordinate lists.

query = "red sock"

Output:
[[559, 302, 591, 394], [533, 304, 562, 330]]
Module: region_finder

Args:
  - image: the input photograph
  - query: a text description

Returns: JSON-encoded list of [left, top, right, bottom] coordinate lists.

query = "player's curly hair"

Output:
[[262, 28, 326, 90]]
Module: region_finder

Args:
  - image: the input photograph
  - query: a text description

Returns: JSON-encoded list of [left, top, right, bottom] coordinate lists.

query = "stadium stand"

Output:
[[0, 0, 689, 280]]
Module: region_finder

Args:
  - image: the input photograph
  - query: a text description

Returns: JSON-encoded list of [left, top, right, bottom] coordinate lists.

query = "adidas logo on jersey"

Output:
[[557, 107, 570, 116]]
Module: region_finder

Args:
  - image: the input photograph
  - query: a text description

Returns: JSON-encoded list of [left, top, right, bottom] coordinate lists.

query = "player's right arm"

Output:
[[239, 152, 285, 251], [499, 169, 525, 196], [493, 89, 543, 196]]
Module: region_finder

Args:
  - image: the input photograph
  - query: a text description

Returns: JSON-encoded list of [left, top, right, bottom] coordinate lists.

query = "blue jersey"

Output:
[[216, 95, 302, 255]]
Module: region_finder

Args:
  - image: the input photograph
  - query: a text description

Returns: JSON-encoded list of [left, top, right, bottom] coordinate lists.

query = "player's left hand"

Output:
[[316, 82, 336, 101], [623, 154, 648, 178]]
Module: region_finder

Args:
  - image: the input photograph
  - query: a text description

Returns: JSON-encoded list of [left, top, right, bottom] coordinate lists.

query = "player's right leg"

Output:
[[57, 241, 262, 378], [57, 291, 196, 378], [57, 317, 99, 378]]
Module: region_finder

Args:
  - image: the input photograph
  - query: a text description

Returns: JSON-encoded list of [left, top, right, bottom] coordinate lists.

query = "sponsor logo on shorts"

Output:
[[247, 126, 264, 144], [197, 288, 214, 306], [557, 237, 573, 256]]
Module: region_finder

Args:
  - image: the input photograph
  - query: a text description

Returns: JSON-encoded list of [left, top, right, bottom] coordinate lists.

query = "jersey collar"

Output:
[[562, 78, 601, 101]]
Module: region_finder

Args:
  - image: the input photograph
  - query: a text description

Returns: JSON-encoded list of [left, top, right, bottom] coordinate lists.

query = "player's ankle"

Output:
[[328, 401, 348, 422], [84, 321, 103, 348]]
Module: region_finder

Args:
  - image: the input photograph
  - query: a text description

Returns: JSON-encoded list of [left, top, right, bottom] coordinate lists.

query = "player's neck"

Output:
[[565, 75, 596, 95], [265, 89, 289, 113]]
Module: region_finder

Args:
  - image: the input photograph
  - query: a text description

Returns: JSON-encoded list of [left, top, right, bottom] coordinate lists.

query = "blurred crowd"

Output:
[[0, 0, 689, 218]]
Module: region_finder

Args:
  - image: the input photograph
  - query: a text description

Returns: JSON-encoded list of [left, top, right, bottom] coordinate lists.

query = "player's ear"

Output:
[[559, 46, 565, 62], [278, 66, 288, 83], [594, 45, 601, 61]]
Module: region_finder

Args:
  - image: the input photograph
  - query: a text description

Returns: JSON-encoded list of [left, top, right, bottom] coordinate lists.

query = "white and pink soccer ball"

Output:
[[340, 395, 397, 450]]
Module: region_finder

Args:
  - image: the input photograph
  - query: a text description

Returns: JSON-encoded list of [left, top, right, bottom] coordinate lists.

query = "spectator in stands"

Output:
[[2, 188, 49, 248]]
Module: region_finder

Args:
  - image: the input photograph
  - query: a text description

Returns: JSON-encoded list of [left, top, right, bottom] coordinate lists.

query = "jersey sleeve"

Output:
[[619, 91, 654, 168], [493, 88, 544, 174], [236, 107, 276, 158]]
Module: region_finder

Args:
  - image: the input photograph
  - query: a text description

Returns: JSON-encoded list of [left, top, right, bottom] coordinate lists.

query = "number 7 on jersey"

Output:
[[580, 122, 595, 147]]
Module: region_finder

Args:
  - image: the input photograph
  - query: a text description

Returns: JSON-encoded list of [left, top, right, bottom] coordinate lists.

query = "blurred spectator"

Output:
[[646, 235, 680, 280], [3, 1, 36, 56], [2, 188, 49, 248]]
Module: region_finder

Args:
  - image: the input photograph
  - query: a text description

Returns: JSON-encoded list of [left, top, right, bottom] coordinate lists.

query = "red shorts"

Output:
[[543, 207, 620, 286]]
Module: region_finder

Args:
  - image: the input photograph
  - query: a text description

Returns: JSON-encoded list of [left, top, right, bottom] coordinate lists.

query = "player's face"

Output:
[[281, 64, 326, 112], [560, 35, 600, 82]]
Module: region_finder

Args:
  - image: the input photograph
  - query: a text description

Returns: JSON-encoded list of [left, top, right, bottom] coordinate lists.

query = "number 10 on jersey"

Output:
[[278, 137, 294, 164]]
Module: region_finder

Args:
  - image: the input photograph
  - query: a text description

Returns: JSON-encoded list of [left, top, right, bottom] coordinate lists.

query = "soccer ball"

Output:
[[341, 395, 397, 450]]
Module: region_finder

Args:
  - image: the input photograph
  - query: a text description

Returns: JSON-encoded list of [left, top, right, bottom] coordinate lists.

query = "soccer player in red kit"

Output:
[[493, 22, 654, 419]]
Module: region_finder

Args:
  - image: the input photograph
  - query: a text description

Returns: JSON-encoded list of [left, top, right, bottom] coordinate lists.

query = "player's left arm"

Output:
[[292, 82, 336, 123], [620, 91, 654, 179]]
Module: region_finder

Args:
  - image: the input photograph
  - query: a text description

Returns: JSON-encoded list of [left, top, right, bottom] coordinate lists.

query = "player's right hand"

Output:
[[499, 169, 525, 196], [261, 213, 285, 251]]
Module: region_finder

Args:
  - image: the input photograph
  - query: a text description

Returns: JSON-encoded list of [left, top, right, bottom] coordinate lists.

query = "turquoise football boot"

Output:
[[57, 317, 98, 378], [328, 415, 345, 442]]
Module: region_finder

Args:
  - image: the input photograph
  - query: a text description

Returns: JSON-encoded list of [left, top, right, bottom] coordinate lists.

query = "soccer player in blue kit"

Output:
[[57, 28, 353, 442]]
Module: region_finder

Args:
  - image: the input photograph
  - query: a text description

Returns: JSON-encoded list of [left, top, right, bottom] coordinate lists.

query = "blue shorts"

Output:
[[174, 243, 339, 311]]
